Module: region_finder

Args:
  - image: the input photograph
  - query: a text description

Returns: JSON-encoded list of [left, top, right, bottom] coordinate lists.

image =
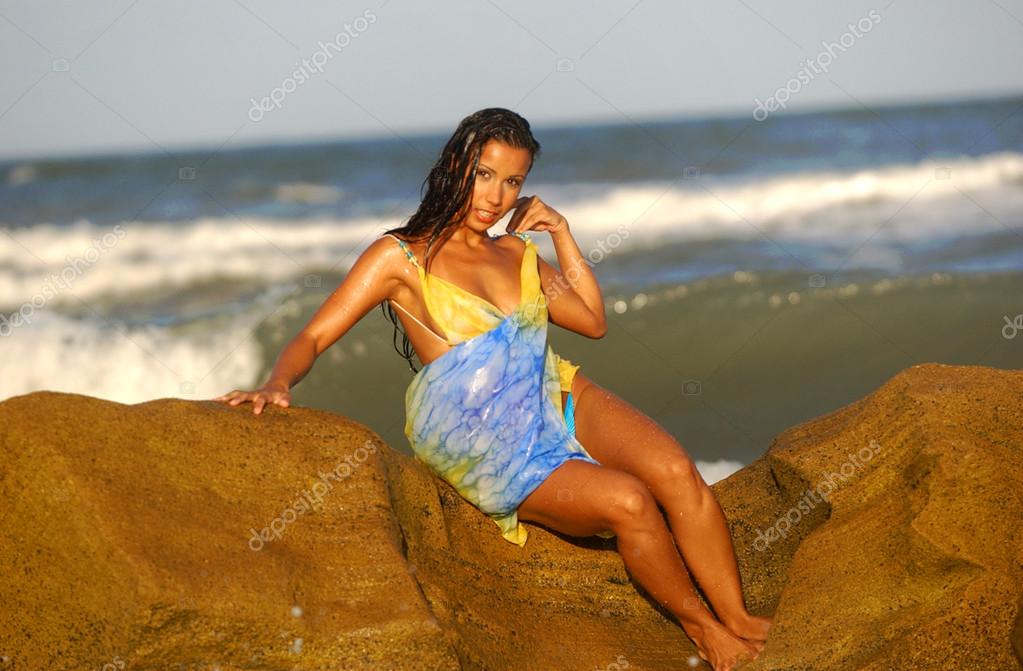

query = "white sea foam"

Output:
[[1, 151, 1020, 310], [555, 150, 1023, 241], [696, 459, 745, 484], [0, 308, 265, 404]]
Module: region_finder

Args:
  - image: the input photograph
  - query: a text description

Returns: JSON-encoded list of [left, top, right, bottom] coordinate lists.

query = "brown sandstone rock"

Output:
[[0, 362, 1020, 670], [727, 362, 1023, 670]]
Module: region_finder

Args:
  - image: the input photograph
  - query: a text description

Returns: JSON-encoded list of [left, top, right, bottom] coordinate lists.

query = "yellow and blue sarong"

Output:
[[384, 231, 609, 546]]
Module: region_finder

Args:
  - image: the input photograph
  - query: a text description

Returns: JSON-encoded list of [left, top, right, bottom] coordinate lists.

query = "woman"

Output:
[[214, 108, 770, 670]]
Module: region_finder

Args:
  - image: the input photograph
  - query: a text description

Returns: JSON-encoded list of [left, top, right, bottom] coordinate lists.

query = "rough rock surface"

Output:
[[0, 362, 1020, 670]]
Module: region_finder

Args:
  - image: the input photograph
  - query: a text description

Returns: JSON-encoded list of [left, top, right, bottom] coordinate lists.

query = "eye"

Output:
[[508, 178, 521, 186]]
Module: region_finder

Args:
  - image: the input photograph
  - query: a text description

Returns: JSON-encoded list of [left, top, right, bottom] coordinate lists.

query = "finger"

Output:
[[505, 198, 533, 232], [253, 398, 265, 415], [511, 210, 537, 233], [507, 209, 526, 233]]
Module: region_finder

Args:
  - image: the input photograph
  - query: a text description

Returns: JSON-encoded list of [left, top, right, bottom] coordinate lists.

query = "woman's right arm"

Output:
[[213, 236, 404, 415]]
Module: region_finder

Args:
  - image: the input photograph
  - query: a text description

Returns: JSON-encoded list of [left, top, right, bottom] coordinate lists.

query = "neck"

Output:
[[447, 221, 493, 249]]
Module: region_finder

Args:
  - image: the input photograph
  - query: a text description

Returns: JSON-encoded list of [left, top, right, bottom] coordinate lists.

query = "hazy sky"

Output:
[[1, 0, 1021, 160]]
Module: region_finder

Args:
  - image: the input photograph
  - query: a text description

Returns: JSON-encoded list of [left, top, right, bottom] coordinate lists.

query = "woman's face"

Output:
[[455, 139, 532, 232]]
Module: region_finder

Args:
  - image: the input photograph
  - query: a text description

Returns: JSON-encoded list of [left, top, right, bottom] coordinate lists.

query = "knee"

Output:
[[606, 476, 659, 531], [651, 452, 706, 498]]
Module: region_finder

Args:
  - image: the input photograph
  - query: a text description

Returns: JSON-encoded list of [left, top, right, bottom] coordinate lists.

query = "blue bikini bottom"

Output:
[[564, 391, 576, 438]]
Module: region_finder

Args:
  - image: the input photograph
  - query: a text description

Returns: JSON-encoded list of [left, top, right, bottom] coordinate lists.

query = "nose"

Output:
[[485, 180, 502, 206]]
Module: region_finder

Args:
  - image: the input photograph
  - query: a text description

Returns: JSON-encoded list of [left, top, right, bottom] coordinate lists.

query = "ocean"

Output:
[[2, 94, 1021, 481]]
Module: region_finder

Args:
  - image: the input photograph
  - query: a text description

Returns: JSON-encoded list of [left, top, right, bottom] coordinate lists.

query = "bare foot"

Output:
[[738, 637, 765, 657], [685, 621, 761, 671], [724, 612, 772, 642], [719, 612, 772, 659]]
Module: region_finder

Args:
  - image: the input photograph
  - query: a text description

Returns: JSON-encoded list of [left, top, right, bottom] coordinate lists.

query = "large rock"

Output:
[[0, 362, 1020, 670], [726, 363, 1023, 670]]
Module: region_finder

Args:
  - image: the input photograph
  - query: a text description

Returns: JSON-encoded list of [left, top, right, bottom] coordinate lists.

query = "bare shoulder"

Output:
[[365, 234, 404, 267], [382, 231, 433, 261], [498, 231, 531, 252], [358, 234, 416, 295]]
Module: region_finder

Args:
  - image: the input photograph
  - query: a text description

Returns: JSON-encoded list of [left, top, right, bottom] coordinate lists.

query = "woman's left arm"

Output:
[[507, 196, 607, 338]]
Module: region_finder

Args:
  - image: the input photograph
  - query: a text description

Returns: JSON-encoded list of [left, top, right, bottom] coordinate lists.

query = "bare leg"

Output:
[[519, 460, 759, 671], [565, 377, 772, 646], [657, 465, 772, 647]]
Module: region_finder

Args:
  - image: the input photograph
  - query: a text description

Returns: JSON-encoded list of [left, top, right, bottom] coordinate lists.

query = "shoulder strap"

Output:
[[381, 234, 448, 344], [387, 298, 449, 345], [382, 233, 422, 269], [510, 231, 531, 243]]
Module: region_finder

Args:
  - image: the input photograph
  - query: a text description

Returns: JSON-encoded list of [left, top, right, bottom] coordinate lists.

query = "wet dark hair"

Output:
[[379, 107, 542, 374]]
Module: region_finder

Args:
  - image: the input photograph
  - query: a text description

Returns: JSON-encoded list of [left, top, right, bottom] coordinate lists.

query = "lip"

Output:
[[474, 208, 499, 222]]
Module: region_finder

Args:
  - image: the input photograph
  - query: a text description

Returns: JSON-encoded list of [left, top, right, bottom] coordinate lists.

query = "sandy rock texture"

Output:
[[0, 362, 1020, 670]]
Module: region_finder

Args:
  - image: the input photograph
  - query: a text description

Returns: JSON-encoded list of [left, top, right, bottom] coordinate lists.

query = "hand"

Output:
[[213, 382, 292, 415], [505, 195, 570, 236]]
